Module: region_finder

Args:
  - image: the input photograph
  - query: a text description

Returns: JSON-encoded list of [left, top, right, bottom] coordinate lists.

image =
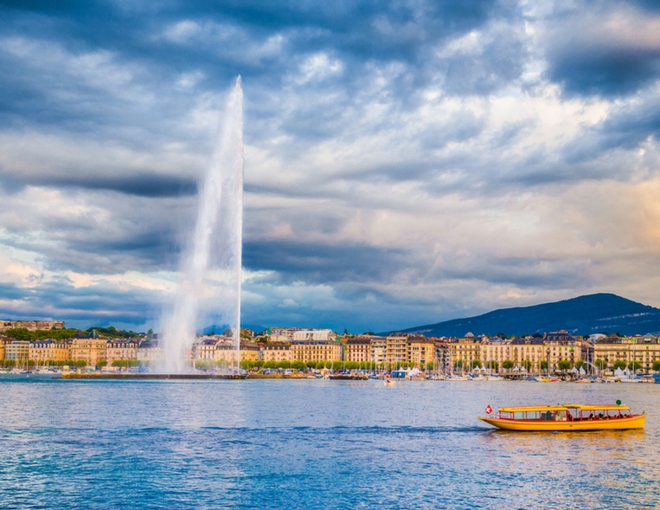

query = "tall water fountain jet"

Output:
[[158, 78, 243, 373]]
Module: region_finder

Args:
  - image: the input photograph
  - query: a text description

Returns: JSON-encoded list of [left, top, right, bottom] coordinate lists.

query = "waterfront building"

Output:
[[214, 339, 260, 363], [239, 341, 260, 362], [6, 340, 30, 364], [29, 340, 70, 364], [70, 338, 108, 367], [592, 335, 660, 372], [106, 339, 139, 365], [0, 335, 11, 360], [449, 334, 482, 371], [505, 337, 544, 372], [385, 335, 408, 365], [136, 340, 163, 364], [193, 338, 219, 360], [542, 331, 583, 371], [262, 343, 292, 362], [214, 338, 238, 364], [408, 336, 436, 368], [370, 336, 387, 365], [345, 337, 372, 363], [291, 340, 342, 363]]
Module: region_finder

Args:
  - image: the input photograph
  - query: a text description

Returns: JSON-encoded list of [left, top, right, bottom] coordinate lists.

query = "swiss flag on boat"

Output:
[[485, 404, 493, 415]]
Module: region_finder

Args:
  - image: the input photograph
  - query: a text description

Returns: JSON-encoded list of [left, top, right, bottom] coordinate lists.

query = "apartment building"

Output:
[[345, 337, 372, 363], [29, 340, 70, 364], [106, 339, 139, 365], [70, 338, 108, 367], [290, 340, 342, 363]]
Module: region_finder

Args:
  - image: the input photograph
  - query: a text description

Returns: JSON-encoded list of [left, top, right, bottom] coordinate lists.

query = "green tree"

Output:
[[628, 361, 642, 372], [522, 360, 532, 371], [305, 360, 317, 369], [426, 361, 435, 371], [557, 360, 572, 371], [332, 360, 344, 371], [3, 328, 32, 341], [263, 360, 278, 369], [502, 360, 514, 371], [652, 361, 660, 372], [97, 360, 108, 368], [454, 359, 464, 370], [595, 359, 607, 370], [613, 360, 627, 370], [253, 360, 264, 368], [111, 360, 140, 367], [278, 360, 292, 369], [540, 360, 548, 370], [471, 359, 483, 369], [575, 360, 584, 369], [485, 360, 499, 370], [292, 360, 306, 370]]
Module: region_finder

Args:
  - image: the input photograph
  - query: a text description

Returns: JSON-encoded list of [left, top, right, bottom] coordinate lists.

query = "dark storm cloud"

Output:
[[0, 172, 197, 197], [36, 173, 197, 197], [435, 253, 594, 289], [543, 3, 660, 98], [547, 43, 660, 98], [243, 239, 412, 285], [0, 277, 159, 326]]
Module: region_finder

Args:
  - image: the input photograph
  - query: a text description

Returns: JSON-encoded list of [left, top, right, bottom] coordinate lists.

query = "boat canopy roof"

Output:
[[498, 404, 631, 412]]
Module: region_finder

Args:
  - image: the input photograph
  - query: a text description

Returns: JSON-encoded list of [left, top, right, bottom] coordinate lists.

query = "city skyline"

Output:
[[1, 1, 660, 333]]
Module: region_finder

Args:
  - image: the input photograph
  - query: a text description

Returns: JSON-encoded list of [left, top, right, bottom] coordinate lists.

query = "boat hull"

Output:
[[479, 414, 645, 431]]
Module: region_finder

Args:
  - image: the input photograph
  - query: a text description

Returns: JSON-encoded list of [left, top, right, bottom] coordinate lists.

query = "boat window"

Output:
[[567, 408, 580, 420], [526, 411, 540, 420], [500, 412, 512, 419], [608, 410, 619, 419], [541, 411, 554, 421], [595, 410, 606, 419], [514, 412, 525, 420], [620, 410, 631, 418], [556, 411, 567, 421]]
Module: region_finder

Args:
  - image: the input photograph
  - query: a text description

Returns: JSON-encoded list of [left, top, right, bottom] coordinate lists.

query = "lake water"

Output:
[[0, 376, 658, 509]]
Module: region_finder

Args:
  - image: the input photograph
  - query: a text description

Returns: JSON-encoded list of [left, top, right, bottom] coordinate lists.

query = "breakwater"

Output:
[[61, 373, 247, 380]]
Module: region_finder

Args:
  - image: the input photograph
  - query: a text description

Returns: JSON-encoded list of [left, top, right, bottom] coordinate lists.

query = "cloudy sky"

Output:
[[1, 0, 660, 334]]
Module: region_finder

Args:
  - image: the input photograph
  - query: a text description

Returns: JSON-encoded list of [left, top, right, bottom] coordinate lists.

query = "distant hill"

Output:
[[383, 294, 660, 337]]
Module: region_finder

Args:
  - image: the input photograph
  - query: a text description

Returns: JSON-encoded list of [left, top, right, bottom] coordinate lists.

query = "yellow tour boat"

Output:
[[479, 403, 645, 431]]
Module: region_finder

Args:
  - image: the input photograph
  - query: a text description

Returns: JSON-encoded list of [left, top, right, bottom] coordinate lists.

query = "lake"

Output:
[[0, 376, 658, 508]]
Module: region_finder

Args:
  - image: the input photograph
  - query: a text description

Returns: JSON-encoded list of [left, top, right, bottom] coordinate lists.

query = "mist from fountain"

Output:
[[157, 77, 243, 374]]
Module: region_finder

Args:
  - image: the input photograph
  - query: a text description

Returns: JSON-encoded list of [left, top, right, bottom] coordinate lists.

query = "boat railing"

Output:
[[496, 409, 638, 421]]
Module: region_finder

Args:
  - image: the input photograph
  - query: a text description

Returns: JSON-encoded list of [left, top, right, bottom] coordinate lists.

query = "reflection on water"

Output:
[[0, 378, 658, 509]]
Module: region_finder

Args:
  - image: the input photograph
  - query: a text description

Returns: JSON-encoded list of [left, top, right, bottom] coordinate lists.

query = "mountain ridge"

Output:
[[381, 293, 660, 337]]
